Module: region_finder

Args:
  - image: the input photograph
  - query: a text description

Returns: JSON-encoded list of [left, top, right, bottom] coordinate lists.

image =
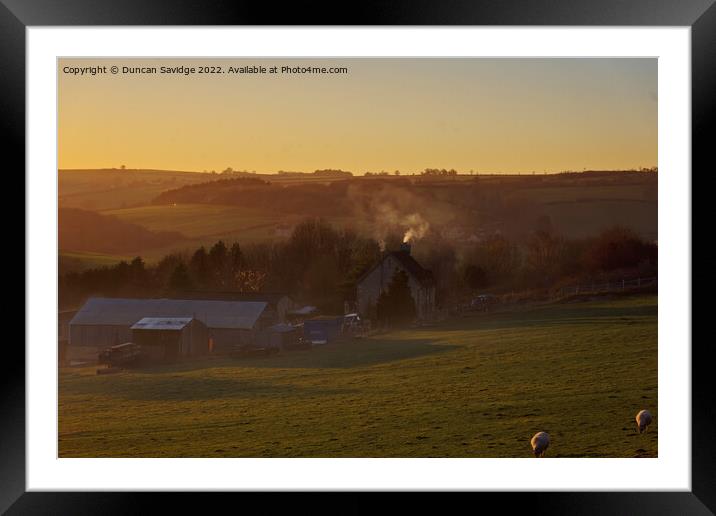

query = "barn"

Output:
[[131, 317, 208, 361], [69, 297, 273, 355], [174, 291, 297, 323], [356, 243, 436, 320]]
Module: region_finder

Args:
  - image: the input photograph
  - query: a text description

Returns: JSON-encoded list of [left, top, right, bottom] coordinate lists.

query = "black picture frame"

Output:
[[5, 0, 713, 513]]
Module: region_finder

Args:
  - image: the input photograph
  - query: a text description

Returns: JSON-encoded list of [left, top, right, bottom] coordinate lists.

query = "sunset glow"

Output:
[[59, 58, 657, 174]]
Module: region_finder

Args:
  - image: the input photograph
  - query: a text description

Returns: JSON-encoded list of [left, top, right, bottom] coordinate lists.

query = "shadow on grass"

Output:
[[84, 337, 459, 376], [418, 303, 657, 334], [245, 338, 460, 370], [61, 338, 458, 400], [61, 374, 360, 401]]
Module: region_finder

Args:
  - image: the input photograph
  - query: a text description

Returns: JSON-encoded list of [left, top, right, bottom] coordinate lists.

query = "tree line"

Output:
[[60, 219, 657, 321]]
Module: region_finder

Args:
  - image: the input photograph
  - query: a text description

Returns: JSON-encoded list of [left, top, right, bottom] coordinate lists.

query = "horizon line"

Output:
[[58, 166, 659, 176]]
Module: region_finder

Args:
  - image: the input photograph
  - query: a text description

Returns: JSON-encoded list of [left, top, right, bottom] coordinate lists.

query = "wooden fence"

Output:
[[555, 276, 657, 298]]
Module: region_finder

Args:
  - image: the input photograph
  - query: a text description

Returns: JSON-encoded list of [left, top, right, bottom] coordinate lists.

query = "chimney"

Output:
[[400, 242, 411, 255]]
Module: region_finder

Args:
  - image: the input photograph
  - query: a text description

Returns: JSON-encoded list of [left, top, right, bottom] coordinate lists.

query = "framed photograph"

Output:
[[6, 0, 712, 513]]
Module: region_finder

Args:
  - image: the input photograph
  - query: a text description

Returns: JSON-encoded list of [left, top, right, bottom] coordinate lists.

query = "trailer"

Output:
[[98, 342, 142, 370]]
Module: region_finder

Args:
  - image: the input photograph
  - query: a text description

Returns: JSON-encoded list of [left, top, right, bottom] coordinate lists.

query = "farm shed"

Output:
[[69, 297, 273, 354], [303, 316, 344, 344], [58, 309, 77, 341], [131, 317, 208, 361]]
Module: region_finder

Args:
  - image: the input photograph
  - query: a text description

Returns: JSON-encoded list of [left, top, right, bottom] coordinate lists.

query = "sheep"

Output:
[[530, 431, 550, 457], [636, 409, 653, 434]]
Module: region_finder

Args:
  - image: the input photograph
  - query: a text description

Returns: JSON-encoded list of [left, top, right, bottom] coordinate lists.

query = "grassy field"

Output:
[[59, 250, 134, 274], [58, 294, 657, 458], [101, 204, 283, 239], [58, 169, 211, 210]]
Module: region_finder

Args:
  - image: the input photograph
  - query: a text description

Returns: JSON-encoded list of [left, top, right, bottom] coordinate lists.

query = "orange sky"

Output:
[[58, 58, 657, 174]]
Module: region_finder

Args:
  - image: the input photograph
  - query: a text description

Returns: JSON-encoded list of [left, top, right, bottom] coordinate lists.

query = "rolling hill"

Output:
[[59, 207, 185, 254]]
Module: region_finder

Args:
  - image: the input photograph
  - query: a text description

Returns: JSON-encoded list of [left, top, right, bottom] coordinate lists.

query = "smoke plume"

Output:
[[347, 183, 433, 245]]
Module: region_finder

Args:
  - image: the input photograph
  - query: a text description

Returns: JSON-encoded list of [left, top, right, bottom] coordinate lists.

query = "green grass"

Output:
[[58, 295, 657, 458]]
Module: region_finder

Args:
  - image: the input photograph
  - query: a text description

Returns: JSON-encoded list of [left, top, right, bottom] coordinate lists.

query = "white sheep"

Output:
[[530, 431, 550, 457], [636, 409, 653, 434]]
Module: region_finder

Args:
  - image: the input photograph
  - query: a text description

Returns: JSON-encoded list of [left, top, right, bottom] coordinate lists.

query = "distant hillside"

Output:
[[58, 168, 357, 211], [153, 177, 349, 217], [59, 207, 185, 254], [150, 171, 657, 240], [58, 168, 214, 210], [59, 170, 656, 258]]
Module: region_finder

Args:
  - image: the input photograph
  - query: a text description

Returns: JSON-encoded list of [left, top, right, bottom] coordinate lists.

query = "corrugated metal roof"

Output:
[[288, 305, 317, 315], [175, 290, 290, 305], [70, 298, 268, 330], [267, 323, 298, 333], [131, 317, 193, 331]]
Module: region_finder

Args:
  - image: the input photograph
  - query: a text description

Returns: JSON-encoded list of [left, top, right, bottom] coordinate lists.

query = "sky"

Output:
[[58, 58, 657, 174]]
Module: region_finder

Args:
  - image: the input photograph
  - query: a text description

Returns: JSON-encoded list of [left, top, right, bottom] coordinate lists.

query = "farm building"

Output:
[[58, 309, 77, 341], [286, 305, 318, 324], [356, 243, 436, 320], [131, 317, 208, 361], [59, 309, 78, 365], [175, 291, 297, 323], [69, 297, 273, 355]]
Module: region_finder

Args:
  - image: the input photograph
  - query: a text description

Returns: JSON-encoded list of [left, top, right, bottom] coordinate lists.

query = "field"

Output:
[[59, 250, 134, 274], [58, 294, 657, 458], [101, 204, 280, 238], [98, 204, 362, 261], [58, 169, 211, 210]]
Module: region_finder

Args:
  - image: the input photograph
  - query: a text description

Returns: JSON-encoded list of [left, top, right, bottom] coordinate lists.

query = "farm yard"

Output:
[[58, 294, 657, 458]]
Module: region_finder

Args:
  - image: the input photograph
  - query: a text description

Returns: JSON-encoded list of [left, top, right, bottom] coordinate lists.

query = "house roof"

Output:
[[267, 323, 299, 333], [131, 317, 194, 331], [288, 305, 318, 316], [70, 298, 268, 330], [357, 251, 435, 288]]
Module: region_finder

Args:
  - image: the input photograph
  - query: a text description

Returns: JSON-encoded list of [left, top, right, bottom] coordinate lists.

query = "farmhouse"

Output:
[[69, 297, 273, 355], [356, 243, 436, 320]]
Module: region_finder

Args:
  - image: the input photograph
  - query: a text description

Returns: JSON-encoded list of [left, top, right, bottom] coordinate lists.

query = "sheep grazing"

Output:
[[636, 409, 653, 434], [530, 431, 550, 458]]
